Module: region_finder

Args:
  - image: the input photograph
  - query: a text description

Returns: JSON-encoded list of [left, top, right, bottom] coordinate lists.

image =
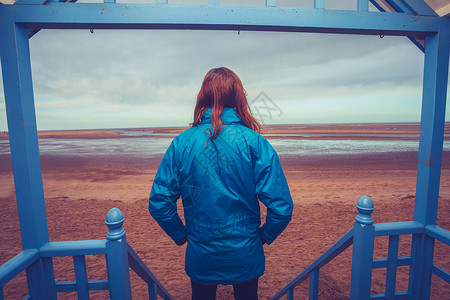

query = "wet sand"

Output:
[[0, 124, 449, 299]]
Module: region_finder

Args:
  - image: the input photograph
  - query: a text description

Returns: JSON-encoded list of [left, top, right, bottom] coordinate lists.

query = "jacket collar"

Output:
[[201, 108, 243, 125]]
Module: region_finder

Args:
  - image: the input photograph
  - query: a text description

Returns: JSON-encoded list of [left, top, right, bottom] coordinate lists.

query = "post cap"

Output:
[[105, 208, 125, 240], [356, 196, 374, 225]]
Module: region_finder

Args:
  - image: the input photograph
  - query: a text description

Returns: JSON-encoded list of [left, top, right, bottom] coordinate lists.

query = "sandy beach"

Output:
[[0, 124, 449, 299]]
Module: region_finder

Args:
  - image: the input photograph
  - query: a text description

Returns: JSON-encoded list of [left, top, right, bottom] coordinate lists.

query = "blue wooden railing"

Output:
[[0, 208, 173, 300], [1, 199, 448, 299], [271, 196, 450, 300]]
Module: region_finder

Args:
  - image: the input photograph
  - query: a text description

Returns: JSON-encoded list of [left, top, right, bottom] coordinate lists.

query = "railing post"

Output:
[[411, 17, 449, 300], [350, 196, 374, 299], [105, 208, 132, 300]]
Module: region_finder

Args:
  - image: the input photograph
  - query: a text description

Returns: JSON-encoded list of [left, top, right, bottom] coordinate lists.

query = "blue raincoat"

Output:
[[149, 108, 293, 285]]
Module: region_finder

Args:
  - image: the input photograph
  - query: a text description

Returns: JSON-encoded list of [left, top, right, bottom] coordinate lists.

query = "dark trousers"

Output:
[[191, 278, 258, 300]]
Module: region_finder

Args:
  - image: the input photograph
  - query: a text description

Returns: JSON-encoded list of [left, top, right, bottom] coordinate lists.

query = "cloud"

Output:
[[0, 26, 444, 130]]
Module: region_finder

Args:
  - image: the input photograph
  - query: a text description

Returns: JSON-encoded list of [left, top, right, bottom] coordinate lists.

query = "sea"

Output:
[[0, 124, 449, 161]]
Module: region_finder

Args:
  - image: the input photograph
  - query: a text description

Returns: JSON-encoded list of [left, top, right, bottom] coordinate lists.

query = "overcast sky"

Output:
[[0, 3, 449, 130]]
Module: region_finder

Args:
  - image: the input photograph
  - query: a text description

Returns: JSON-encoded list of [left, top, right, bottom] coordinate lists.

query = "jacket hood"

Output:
[[201, 108, 243, 125]]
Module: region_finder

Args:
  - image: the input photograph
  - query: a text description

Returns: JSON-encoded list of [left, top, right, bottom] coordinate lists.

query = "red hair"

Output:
[[192, 67, 261, 139]]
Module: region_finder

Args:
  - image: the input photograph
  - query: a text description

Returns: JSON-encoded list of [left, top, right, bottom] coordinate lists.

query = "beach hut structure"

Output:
[[0, 0, 448, 299]]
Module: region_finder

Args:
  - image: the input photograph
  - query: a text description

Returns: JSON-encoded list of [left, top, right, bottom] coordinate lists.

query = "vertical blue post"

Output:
[[314, 0, 325, 9], [0, 7, 56, 299], [411, 18, 450, 300], [105, 208, 132, 300], [309, 268, 319, 300], [350, 196, 374, 299], [266, 0, 277, 7]]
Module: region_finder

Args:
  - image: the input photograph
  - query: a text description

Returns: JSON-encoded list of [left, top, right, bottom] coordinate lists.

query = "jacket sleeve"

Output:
[[253, 137, 293, 244], [149, 141, 187, 244]]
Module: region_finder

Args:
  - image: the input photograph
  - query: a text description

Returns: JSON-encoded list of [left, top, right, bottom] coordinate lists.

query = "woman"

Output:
[[149, 67, 293, 300]]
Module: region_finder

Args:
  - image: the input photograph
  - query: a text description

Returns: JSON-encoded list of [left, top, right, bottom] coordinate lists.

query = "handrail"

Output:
[[0, 249, 39, 287], [271, 228, 354, 299], [40, 240, 107, 257], [425, 225, 450, 245], [127, 243, 175, 300], [374, 221, 424, 236]]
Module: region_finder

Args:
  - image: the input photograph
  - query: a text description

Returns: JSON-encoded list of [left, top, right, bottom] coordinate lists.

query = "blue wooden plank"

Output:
[[374, 221, 423, 236], [0, 10, 56, 298], [87, 280, 109, 291], [0, 5, 48, 254], [370, 291, 409, 299], [209, 0, 219, 5], [425, 225, 450, 245], [14, 0, 47, 4], [402, 0, 438, 16], [308, 268, 319, 300], [314, 0, 324, 9], [0, 287, 3, 300], [0, 249, 39, 287], [286, 287, 294, 300], [372, 256, 411, 269], [383, 0, 409, 13], [412, 18, 450, 299], [266, 0, 276, 7], [414, 18, 450, 230], [6, 4, 440, 36], [40, 257, 56, 297], [432, 265, 450, 284], [40, 241, 107, 257], [358, 0, 369, 11], [73, 255, 89, 300], [271, 228, 353, 299], [408, 233, 422, 298], [385, 235, 399, 298], [148, 281, 157, 300], [55, 281, 77, 292], [127, 244, 174, 300], [55, 280, 109, 292]]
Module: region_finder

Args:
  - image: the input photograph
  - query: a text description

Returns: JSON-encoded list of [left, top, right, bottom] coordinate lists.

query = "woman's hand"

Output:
[[175, 234, 188, 246]]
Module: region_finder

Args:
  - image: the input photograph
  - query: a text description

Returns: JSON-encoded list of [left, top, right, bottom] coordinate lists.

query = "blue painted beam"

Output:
[[308, 268, 319, 300], [270, 228, 354, 299], [314, 0, 324, 9], [4, 4, 440, 36], [414, 17, 450, 226], [358, 0, 369, 11], [0, 6, 48, 253], [402, 0, 438, 16], [0, 249, 39, 287], [370, 291, 409, 299], [14, 0, 47, 4], [73, 255, 89, 299], [127, 244, 174, 300], [374, 221, 424, 236], [425, 225, 450, 245], [432, 265, 450, 284], [55, 280, 109, 292], [40, 240, 107, 257], [0, 8, 56, 299], [372, 256, 411, 269], [266, 0, 277, 7], [385, 235, 399, 298], [411, 19, 450, 298]]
